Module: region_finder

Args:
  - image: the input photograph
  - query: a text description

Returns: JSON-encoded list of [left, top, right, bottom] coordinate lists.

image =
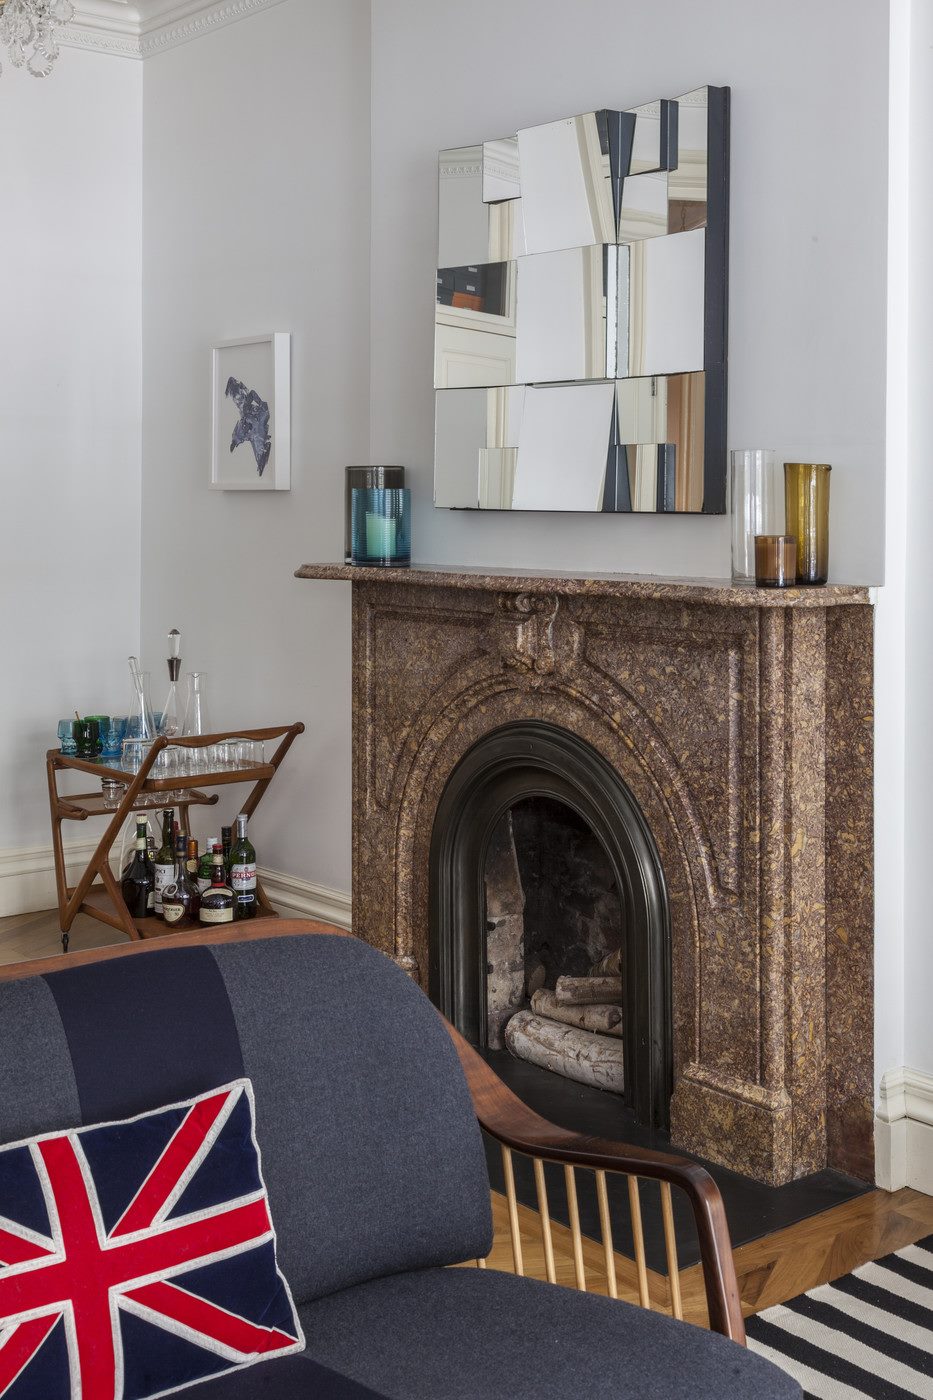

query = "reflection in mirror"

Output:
[[483, 136, 521, 203], [515, 246, 611, 384], [435, 262, 516, 389], [623, 229, 705, 378], [517, 112, 617, 255], [618, 170, 669, 241], [611, 373, 705, 512], [669, 87, 709, 231], [435, 384, 615, 510], [439, 147, 526, 266], [625, 98, 677, 174]]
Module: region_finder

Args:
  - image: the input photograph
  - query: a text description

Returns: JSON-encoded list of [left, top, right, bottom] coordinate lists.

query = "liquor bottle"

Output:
[[186, 837, 199, 879], [197, 837, 219, 893], [221, 825, 233, 873], [162, 834, 201, 928], [121, 822, 155, 918], [229, 813, 257, 920], [153, 808, 176, 919], [121, 819, 153, 879], [199, 848, 234, 925]]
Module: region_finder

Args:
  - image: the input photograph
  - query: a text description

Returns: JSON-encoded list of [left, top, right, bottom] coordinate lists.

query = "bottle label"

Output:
[[200, 906, 233, 924], [147, 891, 155, 911], [163, 901, 186, 926], [196, 877, 212, 894], [230, 863, 257, 892], [154, 863, 174, 912]]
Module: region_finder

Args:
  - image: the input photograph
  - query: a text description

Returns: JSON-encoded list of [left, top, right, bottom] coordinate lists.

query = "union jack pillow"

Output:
[[0, 1079, 305, 1399]]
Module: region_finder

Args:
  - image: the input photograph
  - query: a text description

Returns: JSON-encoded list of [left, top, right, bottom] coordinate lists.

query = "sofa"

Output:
[[0, 921, 800, 1398]]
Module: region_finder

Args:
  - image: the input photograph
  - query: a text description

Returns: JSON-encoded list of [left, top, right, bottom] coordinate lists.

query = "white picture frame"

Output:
[[211, 332, 291, 491]]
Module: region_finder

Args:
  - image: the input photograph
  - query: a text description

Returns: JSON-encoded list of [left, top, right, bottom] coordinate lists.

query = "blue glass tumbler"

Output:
[[350, 487, 411, 566]]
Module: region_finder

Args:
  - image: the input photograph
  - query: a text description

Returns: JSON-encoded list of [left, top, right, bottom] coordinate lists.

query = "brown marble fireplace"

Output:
[[297, 563, 874, 1187]]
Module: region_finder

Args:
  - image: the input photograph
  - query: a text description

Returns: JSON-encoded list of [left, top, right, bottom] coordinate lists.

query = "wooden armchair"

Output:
[[448, 1022, 744, 1340]]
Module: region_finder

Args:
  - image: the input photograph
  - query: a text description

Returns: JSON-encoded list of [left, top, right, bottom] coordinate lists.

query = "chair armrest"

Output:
[[443, 1017, 745, 1343]]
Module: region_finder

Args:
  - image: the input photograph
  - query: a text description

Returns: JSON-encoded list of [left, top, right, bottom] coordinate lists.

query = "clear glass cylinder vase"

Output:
[[731, 450, 779, 581]]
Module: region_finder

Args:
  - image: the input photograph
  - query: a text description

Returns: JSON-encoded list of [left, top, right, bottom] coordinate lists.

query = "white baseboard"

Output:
[[876, 1066, 933, 1194], [259, 867, 352, 929], [0, 840, 352, 932], [0, 840, 104, 919]]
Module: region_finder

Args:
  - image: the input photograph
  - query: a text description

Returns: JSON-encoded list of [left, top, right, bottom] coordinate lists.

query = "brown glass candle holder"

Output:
[[755, 535, 797, 588], [784, 462, 831, 584]]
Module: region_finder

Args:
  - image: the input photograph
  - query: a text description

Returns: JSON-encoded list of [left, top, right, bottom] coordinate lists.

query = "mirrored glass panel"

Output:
[[515, 246, 612, 384], [439, 146, 526, 266], [624, 228, 705, 378], [483, 136, 521, 203], [436, 384, 615, 510], [435, 261, 516, 389], [669, 87, 709, 231], [625, 98, 677, 175], [517, 112, 618, 255]]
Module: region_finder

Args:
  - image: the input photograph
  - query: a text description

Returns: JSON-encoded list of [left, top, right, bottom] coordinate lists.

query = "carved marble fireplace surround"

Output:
[[297, 563, 874, 1188]]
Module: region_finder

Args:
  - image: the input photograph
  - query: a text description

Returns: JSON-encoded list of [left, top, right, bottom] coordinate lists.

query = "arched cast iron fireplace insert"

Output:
[[429, 721, 672, 1132]]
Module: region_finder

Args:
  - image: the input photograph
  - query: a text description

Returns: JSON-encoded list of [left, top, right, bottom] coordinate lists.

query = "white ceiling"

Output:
[[65, 0, 287, 57]]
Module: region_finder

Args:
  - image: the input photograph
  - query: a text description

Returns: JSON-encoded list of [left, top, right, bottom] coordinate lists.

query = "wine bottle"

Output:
[[122, 819, 152, 879], [186, 837, 199, 879], [121, 823, 155, 918], [153, 809, 176, 918], [221, 825, 233, 873], [197, 837, 219, 893], [199, 848, 234, 925], [163, 834, 201, 928], [229, 813, 257, 921]]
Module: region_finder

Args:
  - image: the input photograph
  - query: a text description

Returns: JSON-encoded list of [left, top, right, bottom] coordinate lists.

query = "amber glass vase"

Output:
[[784, 463, 831, 584]]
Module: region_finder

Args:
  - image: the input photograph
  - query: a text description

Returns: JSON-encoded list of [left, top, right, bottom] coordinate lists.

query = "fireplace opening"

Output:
[[429, 722, 671, 1131]]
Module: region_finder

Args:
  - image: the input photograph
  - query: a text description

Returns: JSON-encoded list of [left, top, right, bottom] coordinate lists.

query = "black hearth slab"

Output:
[[480, 1049, 872, 1276]]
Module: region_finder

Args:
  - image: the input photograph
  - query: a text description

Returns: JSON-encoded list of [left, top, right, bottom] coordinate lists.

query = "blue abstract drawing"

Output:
[[225, 376, 272, 476]]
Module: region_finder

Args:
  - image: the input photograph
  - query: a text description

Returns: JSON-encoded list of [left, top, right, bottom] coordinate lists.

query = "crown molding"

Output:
[[60, 0, 288, 59]]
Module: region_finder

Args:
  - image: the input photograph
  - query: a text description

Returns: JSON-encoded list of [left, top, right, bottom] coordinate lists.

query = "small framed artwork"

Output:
[[211, 332, 290, 490]]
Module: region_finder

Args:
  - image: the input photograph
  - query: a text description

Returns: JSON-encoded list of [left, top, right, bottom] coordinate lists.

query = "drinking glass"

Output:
[[73, 719, 101, 760], [731, 450, 779, 581], [101, 717, 128, 762], [57, 720, 77, 756], [101, 778, 127, 809]]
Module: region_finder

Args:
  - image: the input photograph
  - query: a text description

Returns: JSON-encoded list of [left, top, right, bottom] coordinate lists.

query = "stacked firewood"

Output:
[[504, 949, 625, 1093]]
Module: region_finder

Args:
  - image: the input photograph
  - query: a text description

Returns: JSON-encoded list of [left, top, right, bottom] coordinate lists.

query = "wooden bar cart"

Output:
[[46, 724, 304, 952]]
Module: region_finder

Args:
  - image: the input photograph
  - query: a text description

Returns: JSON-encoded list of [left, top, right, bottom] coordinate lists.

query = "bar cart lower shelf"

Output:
[[46, 724, 303, 952]]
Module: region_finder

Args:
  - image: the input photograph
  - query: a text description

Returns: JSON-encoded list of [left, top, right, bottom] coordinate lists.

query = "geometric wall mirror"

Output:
[[434, 86, 729, 513]]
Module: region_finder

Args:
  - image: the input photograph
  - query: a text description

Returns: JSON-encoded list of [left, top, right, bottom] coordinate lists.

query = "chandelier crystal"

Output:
[[0, 0, 75, 78]]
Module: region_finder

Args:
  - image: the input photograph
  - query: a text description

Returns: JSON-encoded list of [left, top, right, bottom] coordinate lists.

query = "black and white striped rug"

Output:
[[746, 1233, 933, 1397]]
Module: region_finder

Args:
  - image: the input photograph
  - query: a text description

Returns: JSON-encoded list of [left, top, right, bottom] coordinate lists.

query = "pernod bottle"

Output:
[[162, 834, 202, 929], [121, 821, 155, 918], [199, 848, 234, 925], [229, 813, 257, 920], [152, 808, 176, 918]]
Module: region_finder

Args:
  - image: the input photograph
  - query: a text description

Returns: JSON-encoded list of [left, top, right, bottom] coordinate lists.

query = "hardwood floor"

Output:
[[479, 1184, 933, 1326], [0, 906, 125, 966], [3, 907, 933, 1325]]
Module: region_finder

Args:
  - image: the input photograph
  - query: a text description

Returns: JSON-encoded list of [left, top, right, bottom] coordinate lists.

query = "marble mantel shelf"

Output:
[[295, 562, 871, 610]]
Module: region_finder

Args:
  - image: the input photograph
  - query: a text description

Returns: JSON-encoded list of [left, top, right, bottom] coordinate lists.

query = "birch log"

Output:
[[554, 975, 623, 1006], [591, 948, 622, 977], [505, 1011, 625, 1093], [531, 989, 623, 1038]]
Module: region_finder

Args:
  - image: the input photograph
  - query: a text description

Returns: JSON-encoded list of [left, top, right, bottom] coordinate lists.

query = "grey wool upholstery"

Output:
[[300, 1268, 801, 1400]]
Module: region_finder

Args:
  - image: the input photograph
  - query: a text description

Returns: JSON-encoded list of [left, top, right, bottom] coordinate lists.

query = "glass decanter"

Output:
[[126, 656, 158, 745], [160, 629, 182, 738], [182, 673, 211, 738]]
